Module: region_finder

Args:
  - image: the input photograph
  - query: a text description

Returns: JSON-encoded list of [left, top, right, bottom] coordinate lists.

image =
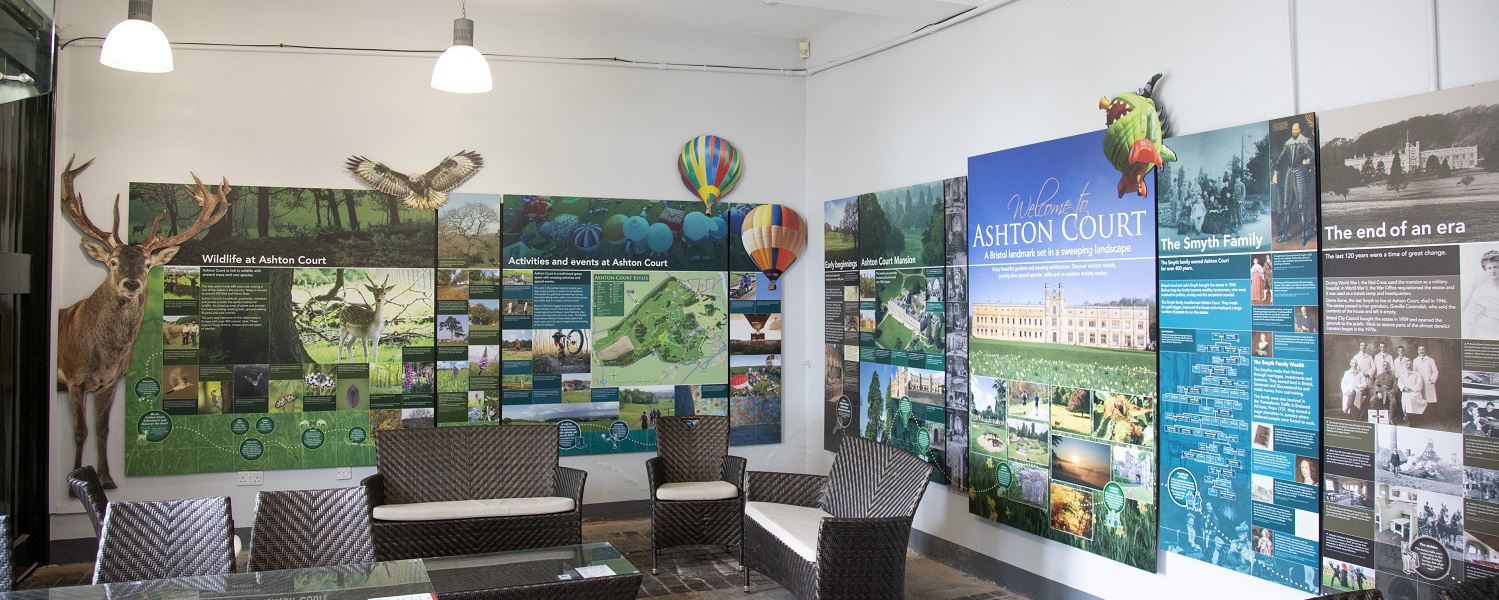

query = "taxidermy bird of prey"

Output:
[[345, 150, 483, 210]]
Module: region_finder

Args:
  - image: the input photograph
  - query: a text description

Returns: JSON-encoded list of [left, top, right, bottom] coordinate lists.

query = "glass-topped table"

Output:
[[5, 543, 641, 600]]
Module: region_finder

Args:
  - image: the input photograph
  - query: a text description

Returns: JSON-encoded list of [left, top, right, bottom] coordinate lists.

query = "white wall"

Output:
[[49, 0, 809, 540], [803, 0, 1499, 599]]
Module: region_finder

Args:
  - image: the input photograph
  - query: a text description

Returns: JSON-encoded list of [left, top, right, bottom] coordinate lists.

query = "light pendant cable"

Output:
[[431, 0, 491, 93], [100, 0, 173, 73]]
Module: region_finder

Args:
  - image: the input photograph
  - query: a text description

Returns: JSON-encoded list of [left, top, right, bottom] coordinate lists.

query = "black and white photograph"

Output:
[[1321, 335, 1460, 431], [1319, 80, 1499, 250], [1325, 474, 1374, 509], [1375, 424, 1464, 496], [943, 176, 968, 270], [1465, 465, 1499, 503], [1462, 370, 1499, 437], [946, 407, 968, 489], [1373, 485, 1464, 589], [1461, 243, 1499, 340]]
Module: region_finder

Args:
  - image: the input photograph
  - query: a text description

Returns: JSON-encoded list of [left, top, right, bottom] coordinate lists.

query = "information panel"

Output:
[[965, 130, 1158, 571], [499, 195, 735, 455], [124, 184, 441, 474], [822, 178, 967, 486], [1156, 115, 1323, 593], [1317, 81, 1499, 598]]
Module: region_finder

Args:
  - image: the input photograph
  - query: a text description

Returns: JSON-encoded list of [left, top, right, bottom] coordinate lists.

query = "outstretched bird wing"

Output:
[[425, 150, 484, 192], [346, 156, 417, 198]]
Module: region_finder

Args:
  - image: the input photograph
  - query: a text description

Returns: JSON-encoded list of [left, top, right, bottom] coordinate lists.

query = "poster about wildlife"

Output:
[[846, 179, 957, 485], [1317, 81, 1499, 599], [500, 194, 740, 455], [1155, 116, 1323, 593], [123, 184, 439, 475], [965, 130, 1159, 571], [823, 196, 860, 452]]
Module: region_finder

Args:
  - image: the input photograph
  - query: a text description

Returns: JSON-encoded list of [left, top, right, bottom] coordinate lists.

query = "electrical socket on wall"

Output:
[[799, 41, 811, 59], [236, 471, 264, 486], [336, 467, 353, 480]]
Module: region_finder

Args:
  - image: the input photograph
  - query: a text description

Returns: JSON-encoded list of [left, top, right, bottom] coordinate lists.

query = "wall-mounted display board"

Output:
[[433, 193, 506, 428], [726, 203, 784, 446], [123, 184, 442, 474], [1317, 81, 1499, 599], [1155, 115, 1323, 593], [498, 195, 745, 456], [822, 178, 967, 486], [965, 130, 1159, 571]]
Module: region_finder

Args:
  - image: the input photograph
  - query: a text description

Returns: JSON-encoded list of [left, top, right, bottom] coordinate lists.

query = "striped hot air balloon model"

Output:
[[739, 204, 806, 291], [677, 135, 742, 215]]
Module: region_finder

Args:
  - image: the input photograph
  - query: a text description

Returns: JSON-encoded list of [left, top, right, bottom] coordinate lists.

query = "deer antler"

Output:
[[59, 155, 121, 248], [141, 172, 232, 252]]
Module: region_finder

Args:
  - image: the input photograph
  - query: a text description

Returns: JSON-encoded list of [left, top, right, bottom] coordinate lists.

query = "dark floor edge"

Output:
[[909, 529, 1103, 600]]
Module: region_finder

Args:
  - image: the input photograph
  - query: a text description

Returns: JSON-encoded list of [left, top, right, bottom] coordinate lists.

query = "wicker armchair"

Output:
[[742, 435, 933, 599], [248, 487, 376, 571], [93, 497, 235, 584], [0, 515, 12, 592], [362, 425, 586, 560], [1308, 591, 1383, 600], [1440, 575, 1499, 600], [646, 416, 745, 573], [67, 465, 110, 537]]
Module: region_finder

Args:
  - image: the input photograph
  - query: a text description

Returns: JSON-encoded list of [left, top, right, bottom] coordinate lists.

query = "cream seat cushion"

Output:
[[372, 497, 574, 521], [656, 481, 740, 501], [745, 501, 831, 562]]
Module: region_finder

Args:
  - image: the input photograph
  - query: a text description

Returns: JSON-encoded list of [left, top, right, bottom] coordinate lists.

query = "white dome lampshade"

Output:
[[431, 18, 491, 93], [100, 0, 173, 73]]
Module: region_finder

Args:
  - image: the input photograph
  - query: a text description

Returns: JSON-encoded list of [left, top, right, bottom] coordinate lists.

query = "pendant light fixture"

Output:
[[100, 0, 174, 73], [431, 0, 492, 93]]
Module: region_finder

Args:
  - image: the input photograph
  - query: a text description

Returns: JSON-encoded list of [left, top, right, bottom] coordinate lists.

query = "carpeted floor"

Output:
[[22, 517, 1029, 599]]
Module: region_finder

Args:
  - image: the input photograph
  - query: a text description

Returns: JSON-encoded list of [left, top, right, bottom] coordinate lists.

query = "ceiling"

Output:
[[459, 0, 989, 40]]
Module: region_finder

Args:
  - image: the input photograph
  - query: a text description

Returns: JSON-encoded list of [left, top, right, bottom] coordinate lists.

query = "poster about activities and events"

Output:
[[1155, 115, 1323, 593], [1317, 80, 1499, 599], [965, 130, 1158, 571], [500, 195, 736, 455]]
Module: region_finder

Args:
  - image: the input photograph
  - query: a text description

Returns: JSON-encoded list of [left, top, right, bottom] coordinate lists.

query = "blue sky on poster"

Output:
[[967, 130, 1157, 306]]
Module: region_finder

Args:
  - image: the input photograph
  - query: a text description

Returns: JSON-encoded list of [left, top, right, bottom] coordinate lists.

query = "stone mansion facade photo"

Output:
[[972, 283, 1151, 350]]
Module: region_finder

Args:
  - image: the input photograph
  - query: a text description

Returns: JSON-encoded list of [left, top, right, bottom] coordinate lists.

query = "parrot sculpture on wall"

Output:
[[1101, 73, 1176, 197]]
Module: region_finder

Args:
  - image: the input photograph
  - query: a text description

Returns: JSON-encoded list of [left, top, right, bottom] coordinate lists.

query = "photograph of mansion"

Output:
[[973, 283, 1150, 350], [1341, 136, 1479, 172]]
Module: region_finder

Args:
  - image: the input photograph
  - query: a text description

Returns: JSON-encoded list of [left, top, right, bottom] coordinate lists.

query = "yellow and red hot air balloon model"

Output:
[[678, 135, 742, 215], [739, 204, 806, 291]]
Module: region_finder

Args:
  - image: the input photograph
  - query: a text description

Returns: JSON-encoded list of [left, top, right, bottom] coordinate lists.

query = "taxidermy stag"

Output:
[[56, 156, 230, 488], [338, 274, 395, 363]]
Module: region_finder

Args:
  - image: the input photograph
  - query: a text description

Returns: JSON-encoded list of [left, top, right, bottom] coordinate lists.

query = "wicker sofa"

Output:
[[362, 425, 586, 560], [742, 435, 933, 599]]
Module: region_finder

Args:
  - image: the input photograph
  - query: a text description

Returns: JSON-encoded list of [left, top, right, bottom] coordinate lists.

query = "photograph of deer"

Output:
[[283, 268, 433, 364], [57, 157, 230, 488]]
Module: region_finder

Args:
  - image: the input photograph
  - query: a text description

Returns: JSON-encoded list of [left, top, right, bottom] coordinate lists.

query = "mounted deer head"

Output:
[[56, 155, 231, 489], [60, 156, 230, 300]]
